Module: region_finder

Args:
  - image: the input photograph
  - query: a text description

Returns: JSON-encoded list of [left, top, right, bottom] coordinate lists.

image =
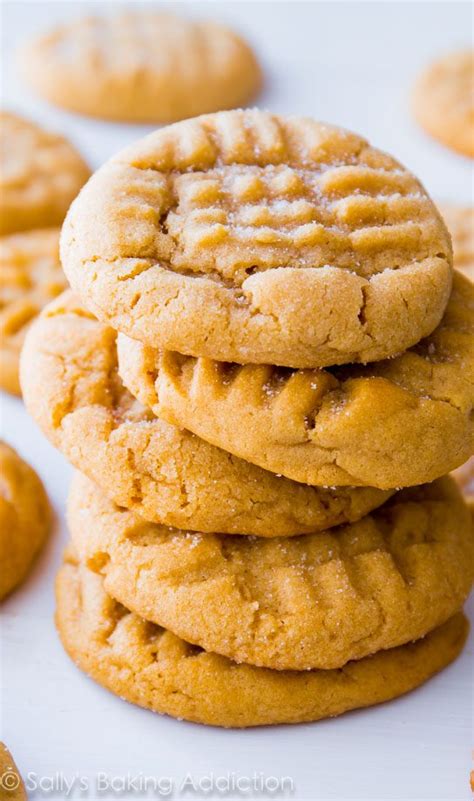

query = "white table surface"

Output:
[[1, 2, 473, 800]]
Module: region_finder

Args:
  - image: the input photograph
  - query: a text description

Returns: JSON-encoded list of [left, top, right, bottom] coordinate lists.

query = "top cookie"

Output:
[[413, 50, 474, 158], [19, 12, 261, 123], [0, 111, 90, 236], [61, 110, 452, 368]]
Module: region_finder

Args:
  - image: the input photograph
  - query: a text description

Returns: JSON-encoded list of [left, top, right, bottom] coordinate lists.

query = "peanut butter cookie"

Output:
[[0, 111, 90, 235], [118, 272, 473, 490], [0, 228, 67, 395], [0, 743, 27, 800], [61, 110, 452, 368], [20, 12, 261, 123], [413, 50, 474, 158], [440, 204, 474, 280], [0, 441, 50, 600], [20, 292, 390, 536], [56, 549, 469, 728], [68, 472, 473, 671]]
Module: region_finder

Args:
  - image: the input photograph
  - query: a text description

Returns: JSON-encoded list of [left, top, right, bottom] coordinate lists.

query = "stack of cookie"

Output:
[[21, 110, 473, 728]]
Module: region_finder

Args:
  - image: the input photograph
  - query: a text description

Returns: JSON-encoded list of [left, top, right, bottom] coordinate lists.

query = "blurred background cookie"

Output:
[[413, 50, 474, 158], [19, 11, 262, 123], [439, 203, 474, 280], [0, 441, 51, 600], [0, 111, 89, 235], [453, 457, 474, 500], [0, 228, 67, 395], [0, 742, 27, 800]]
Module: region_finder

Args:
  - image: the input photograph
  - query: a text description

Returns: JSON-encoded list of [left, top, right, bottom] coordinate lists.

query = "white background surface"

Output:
[[1, 2, 473, 800]]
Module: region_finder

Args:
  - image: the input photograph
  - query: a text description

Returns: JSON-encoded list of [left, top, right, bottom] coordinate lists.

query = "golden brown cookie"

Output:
[[56, 550, 469, 728], [439, 204, 474, 280], [20, 291, 390, 536], [413, 50, 474, 158], [0, 228, 67, 395], [19, 12, 261, 123], [0, 111, 90, 236], [117, 272, 474, 490], [0, 743, 27, 800], [60, 109, 452, 368], [68, 472, 473, 671], [0, 441, 50, 600]]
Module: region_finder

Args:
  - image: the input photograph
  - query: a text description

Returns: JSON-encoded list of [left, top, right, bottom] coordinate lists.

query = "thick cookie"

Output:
[[60, 110, 452, 368], [0, 228, 67, 395], [20, 292, 390, 536], [440, 204, 474, 280], [19, 12, 261, 123], [68, 472, 473, 671], [56, 551, 468, 728], [0, 111, 89, 235], [0, 441, 50, 600], [413, 50, 474, 158], [118, 272, 474, 489]]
